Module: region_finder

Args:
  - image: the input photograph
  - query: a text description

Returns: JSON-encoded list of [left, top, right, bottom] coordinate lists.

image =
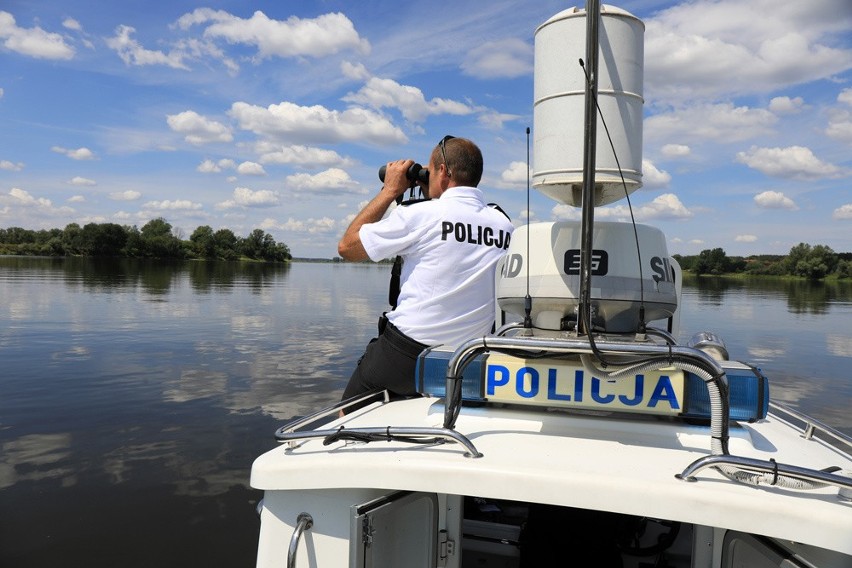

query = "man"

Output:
[[338, 136, 514, 402]]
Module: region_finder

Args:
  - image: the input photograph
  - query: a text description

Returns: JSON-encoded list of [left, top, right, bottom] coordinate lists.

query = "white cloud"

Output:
[[735, 234, 759, 242], [641, 160, 672, 189], [229, 101, 406, 145], [644, 0, 852, 101], [518, 209, 536, 223], [109, 190, 141, 201], [176, 9, 370, 60], [1, 159, 24, 171], [826, 96, 852, 143], [69, 176, 96, 186], [68, 195, 85, 203], [832, 204, 852, 220], [769, 96, 804, 114], [166, 111, 233, 145], [106, 25, 188, 69], [646, 103, 776, 144], [461, 38, 532, 79], [237, 161, 266, 176], [343, 77, 473, 123], [143, 199, 202, 210], [340, 61, 370, 81], [216, 187, 280, 209], [62, 18, 82, 32], [51, 146, 96, 160], [500, 161, 530, 186], [256, 143, 353, 168], [754, 190, 798, 210], [553, 193, 692, 222], [6, 187, 51, 207], [0, 11, 75, 60], [264, 216, 336, 234], [0, 187, 74, 218], [661, 144, 690, 158], [477, 110, 521, 130], [736, 146, 844, 180], [625, 193, 693, 221], [270, 217, 305, 231], [306, 217, 336, 233], [197, 158, 237, 173], [285, 168, 362, 194]]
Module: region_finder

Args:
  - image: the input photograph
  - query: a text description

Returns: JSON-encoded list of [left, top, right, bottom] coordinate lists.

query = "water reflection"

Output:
[[0, 433, 75, 490], [0, 258, 849, 567], [681, 273, 851, 314], [0, 256, 291, 295], [826, 334, 852, 358], [187, 260, 291, 292]]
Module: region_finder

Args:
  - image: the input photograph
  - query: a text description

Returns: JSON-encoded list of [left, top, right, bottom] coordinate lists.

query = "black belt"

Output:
[[384, 322, 428, 357]]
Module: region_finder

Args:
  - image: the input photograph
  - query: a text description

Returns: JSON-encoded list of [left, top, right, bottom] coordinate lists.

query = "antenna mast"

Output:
[[579, 0, 601, 335]]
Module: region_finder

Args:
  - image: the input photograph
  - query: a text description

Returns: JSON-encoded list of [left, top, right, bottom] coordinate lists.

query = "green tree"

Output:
[[123, 226, 143, 257], [213, 228, 239, 260], [140, 218, 184, 258], [693, 248, 731, 275], [97, 223, 128, 256], [1, 227, 34, 244], [240, 228, 266, 259], [786, 243, 838, 280], [62, 223, 85, 255], [80, 223, 128, 256], [271, 241, 291, 262], [190, 225, 216, 259]]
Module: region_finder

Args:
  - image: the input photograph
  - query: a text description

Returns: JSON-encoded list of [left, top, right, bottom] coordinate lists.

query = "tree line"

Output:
[[674, 243, 851, 280], [0, 218, 291, 262]]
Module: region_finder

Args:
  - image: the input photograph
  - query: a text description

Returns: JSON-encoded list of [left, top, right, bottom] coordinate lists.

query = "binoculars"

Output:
[[378, 163, 429, 185]]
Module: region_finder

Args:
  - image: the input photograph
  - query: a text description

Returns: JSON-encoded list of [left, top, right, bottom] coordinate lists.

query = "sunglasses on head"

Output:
[[439, 135, 455, 176]]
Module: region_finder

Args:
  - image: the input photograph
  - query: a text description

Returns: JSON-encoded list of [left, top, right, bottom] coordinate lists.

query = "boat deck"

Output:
[[251, 395, 852, 555]]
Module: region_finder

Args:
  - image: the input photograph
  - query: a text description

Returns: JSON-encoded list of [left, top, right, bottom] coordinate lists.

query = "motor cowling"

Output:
[[496, 221, 679, 333]]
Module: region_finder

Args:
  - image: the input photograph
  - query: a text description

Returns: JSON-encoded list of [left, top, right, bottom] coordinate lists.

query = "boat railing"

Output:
[[274, 390, 391, 448], [274, 389, 483, 457], [768, 400, 852, 454], [676, 454, 852, 494]]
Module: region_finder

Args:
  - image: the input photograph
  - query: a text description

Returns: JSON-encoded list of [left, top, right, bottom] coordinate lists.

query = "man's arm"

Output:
[[337, 160, 414, 261]]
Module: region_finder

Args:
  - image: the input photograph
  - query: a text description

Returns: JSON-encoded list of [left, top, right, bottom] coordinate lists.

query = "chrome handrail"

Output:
[[275, 390, 390, 448], [768, 400, 852, 454], [677, 454, 852, 492], [276, 426, 483, 458], [287, 513, 313, 568]]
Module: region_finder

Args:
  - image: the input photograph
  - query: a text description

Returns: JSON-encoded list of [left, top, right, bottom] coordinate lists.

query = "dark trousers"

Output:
[[342, 323, 428, 402]]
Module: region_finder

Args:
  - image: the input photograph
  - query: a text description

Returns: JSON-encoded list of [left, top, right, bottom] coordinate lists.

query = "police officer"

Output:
[[338, 136, 514, 402]]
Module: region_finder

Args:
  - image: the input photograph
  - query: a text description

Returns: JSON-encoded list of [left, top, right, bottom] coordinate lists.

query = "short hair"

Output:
[[431, 137, 483, 187]]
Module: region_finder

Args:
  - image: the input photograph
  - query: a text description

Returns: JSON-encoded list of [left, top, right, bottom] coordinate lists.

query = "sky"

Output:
[[1, 0, 851, 259]]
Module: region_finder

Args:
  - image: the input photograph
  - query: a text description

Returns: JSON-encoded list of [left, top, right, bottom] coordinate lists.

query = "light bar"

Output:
[[416, 348, 768, 422]]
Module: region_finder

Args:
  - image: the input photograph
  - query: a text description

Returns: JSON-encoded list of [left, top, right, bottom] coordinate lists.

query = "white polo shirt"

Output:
[[360, 186, 514, 348]]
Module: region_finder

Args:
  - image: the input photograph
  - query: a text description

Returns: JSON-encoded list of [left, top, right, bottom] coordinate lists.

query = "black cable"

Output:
[[576, 55, 650, 367]]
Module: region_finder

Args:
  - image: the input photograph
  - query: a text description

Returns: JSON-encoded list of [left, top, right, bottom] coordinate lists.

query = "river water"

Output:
[[0, 257, 850, 566]]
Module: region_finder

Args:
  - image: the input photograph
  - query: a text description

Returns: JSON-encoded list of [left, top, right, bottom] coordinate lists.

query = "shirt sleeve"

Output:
[[359, 205, 423, 262]]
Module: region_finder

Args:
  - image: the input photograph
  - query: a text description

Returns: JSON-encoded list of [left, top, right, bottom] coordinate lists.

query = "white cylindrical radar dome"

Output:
[[533, 5, 644, 207]]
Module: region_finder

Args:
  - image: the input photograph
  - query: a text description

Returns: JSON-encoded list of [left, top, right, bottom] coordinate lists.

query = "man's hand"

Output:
[[338, 158, 415, 261], [381, 159, 416, 201]]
